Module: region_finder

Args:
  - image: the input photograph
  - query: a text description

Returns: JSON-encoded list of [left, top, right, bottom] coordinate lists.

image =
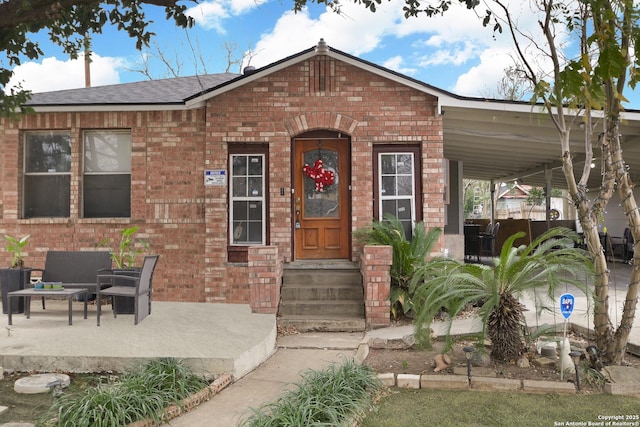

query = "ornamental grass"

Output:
[[241, 358, 385, 427], [37, 358, 209, 427]]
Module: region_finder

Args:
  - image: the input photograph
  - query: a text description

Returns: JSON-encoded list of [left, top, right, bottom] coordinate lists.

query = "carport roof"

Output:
[[24, 41, 640, 191], [438, 97, 640, 190]]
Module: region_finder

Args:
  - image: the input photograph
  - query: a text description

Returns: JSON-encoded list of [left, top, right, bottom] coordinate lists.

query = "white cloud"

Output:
[[245, 0, 520, 79], [186, 0, 268, 33], [186, 2, 229, 33], [248, 1, 406, 68], [230, 0, 267, 15], [383, 55, 417, 76], [7, 53, 123, 93], [451, 47, 515, 97], [448, 2, 570, 97], [417, 41, 478, 67]]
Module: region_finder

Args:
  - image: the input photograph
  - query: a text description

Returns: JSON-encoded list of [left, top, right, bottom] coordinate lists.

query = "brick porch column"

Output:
[[361, 245, 392, 328], [248, 246, 283, 314]]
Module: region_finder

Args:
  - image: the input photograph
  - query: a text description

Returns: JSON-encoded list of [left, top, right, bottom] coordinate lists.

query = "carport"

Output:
[[437, 93, 640, 256]]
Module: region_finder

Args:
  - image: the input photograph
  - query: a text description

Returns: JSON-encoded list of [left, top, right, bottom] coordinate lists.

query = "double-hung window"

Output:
[[230, 153, 266, 246], [375, 146, 421, 239], [83, 130, 132, 218], [23, 131, 72, 218]]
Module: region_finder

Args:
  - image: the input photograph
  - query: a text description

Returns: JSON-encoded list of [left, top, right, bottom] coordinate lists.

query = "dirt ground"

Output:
[[362, 333, 640, 391], [0, 371, 108, 424]]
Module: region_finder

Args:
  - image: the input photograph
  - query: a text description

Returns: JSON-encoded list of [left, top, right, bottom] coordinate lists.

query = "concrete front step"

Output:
[[278, 316, 366, 332], [279, 261, 365, 332], [280, 283, 364, 301], [278, 300, 365, 317], [282, 269, 362, 287]]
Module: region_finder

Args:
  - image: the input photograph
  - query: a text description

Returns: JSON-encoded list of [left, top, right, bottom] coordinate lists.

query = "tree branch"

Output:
[[0, 0, 187, 30]]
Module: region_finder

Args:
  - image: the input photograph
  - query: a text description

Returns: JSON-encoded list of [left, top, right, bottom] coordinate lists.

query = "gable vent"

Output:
[[309, 56, 335, 94]]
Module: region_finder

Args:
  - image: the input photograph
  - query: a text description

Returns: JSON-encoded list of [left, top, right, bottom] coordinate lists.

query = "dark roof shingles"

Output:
[[27, 73, 240, 106]]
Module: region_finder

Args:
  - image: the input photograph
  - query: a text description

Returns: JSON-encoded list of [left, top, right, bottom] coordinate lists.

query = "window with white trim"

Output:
[[23, 131, 72, 218], [378, 151, 417, 239], [83, 130, 131, 218], [230, 154, 266, 245]]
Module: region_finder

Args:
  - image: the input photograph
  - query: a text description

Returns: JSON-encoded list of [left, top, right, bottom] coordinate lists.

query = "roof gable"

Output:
[[25, 39, 453, 113], [498, 184, 532, 199]]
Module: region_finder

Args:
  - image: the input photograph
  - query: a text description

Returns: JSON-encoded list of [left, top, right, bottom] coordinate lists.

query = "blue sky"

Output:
[[7, 0, 640, 108]]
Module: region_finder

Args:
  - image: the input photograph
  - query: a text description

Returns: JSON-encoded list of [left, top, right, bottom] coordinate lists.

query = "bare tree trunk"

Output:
[[602, 118, 640, 364], [561, 133, 613, 353]]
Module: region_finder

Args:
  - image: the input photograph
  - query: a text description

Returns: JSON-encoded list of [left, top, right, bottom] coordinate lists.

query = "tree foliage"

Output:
[[0, 0, 194, 118]]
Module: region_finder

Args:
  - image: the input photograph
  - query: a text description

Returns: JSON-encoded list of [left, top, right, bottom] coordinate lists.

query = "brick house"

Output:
[[0, 39, 454, 329]]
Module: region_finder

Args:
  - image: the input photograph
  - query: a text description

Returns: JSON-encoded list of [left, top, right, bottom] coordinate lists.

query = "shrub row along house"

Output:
[[6, 39, 636, 329]]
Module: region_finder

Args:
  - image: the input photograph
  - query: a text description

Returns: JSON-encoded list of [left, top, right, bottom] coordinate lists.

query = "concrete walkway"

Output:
[[166, 332, 366, 426]]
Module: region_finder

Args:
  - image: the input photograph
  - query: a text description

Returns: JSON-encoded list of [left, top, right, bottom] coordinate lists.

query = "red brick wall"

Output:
[[361, 245, 393, 328], [0, 110, 208, 302], [0, 53, 444, 306], [205, 55, 444, 262], [247, 246, 283, 313]]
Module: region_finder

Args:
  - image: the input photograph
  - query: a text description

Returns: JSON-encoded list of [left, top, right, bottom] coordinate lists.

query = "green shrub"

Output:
[[38, 358, 208, 427], [354, 214, 442, 319], [241, 358, 385, 426]]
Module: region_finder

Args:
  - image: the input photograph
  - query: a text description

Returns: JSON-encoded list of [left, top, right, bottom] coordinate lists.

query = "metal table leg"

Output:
[[8, 299, 12, 326], [67, 296, 73, 325]]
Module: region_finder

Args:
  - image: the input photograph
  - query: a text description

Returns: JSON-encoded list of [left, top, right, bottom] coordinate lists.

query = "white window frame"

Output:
[[229, 153, 266, 245], [378, 151, 417, 233]]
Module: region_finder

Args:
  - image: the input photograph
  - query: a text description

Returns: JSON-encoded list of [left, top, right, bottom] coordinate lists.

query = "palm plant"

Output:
[[410, 227, 593, 362], [354, 214, 441, 319]]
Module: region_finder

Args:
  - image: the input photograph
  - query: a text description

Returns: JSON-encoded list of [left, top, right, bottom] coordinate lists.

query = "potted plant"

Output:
[[101, 226, 149, 269], [1, 234, 31, 314], [99, 226, 149, 314]]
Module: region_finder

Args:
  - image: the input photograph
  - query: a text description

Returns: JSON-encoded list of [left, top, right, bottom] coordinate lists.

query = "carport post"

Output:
[[545, 166, 552, 229], [490, 180, 496, 225]]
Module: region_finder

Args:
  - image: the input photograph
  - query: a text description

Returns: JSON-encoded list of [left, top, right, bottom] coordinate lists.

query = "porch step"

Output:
[[282, 264, 362, 287], [280, 283, 364, 301], [279, 300, 365, 317], [278, 261, 365, 332], [277, 315, 366, 333]]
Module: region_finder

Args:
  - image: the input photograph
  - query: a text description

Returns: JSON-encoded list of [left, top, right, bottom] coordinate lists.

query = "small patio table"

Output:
[[7, 288, 88, 326]]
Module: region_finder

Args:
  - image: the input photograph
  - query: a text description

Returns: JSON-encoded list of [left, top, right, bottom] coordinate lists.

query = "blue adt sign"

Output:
[[560, 293, 575, 319]]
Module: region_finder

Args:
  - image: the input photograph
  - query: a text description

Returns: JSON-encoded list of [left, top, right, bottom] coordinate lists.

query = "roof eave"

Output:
[[26, 102, 196, 113]]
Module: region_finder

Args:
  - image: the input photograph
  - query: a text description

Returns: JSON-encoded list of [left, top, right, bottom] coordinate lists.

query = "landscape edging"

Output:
[[380, 371, 579, 394], [127, 374, 234, 427]]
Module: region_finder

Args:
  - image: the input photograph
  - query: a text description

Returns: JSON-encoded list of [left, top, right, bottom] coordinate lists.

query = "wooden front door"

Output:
[[294, 138, 350, 259]]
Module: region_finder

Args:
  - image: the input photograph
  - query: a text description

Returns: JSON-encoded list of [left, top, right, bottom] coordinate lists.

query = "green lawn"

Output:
[[361, 388, 640, 427]]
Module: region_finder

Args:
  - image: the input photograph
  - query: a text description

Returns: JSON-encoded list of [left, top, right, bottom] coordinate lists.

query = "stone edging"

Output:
[[378, 372, 578, 394], [127, 374, 234, 427], [360, 338, 581, 395]]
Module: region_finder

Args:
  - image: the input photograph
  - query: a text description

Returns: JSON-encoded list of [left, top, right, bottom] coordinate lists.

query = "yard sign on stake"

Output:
[[559, 293, 575, 380]]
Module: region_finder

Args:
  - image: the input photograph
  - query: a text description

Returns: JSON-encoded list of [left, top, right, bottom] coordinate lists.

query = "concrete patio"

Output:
[[0, 301, 277, 379]]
